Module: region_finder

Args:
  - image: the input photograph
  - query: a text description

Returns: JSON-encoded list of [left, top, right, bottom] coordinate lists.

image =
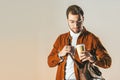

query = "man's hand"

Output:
[[58, 45, 74, 57], [79, 51, 96, 63]]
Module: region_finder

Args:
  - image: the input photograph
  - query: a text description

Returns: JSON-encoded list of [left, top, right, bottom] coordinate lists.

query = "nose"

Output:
[[74, 22, 79, 28]]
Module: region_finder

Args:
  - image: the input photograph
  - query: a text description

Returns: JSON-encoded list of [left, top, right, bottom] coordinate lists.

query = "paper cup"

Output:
[[76, 44, 85, 58]]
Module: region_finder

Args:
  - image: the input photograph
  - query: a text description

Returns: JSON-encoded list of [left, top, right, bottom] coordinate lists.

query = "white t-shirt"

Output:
[[65, 30, 80, 80]]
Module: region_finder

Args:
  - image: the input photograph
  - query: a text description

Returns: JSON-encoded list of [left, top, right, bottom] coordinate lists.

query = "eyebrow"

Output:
[[69, 20, 74, 21], [69, 19, 82, 21]]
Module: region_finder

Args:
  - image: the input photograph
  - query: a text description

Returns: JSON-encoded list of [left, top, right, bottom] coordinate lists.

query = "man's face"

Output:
[[67, 13, 84, 33]]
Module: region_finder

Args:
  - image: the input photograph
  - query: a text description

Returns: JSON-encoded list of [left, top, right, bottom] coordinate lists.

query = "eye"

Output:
[[77, 20, 82, 23], [78, 20, 82, 22], [70, 21, 75, 23]]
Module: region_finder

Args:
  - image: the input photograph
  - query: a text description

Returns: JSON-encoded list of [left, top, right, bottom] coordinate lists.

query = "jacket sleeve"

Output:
[[93, 37, 112, 68], [47, 35, 62, 67], [95, 38, 112, 68]]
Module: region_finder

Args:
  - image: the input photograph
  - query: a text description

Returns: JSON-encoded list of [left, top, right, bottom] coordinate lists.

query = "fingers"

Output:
[[81, 56, 91, 62], [79, 51, 94, 62], [65, 45, 71, 51], [79, 53, 87, 62], [59, 45, 74, 57]]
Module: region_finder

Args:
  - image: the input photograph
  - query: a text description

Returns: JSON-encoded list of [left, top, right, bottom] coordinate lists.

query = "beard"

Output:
[[69, 26, 82, 33], [68, 22, 83, 33]]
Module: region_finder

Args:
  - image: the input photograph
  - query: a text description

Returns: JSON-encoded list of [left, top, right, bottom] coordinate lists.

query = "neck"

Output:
[[69, 29, 81, 38]]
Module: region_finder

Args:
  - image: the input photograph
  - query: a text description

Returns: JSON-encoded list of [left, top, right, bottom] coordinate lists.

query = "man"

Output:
[[47, 5, 111, 80]]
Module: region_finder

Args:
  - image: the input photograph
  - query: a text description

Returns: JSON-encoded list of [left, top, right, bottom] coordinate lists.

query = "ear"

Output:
[[82, 16, 84, 21]]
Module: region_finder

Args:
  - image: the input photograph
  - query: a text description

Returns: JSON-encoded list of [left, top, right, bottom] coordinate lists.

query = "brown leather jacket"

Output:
[[47, 27, 112, 80]]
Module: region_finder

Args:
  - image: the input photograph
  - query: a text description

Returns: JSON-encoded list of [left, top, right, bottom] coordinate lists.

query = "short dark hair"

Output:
[[66, 5, 84, 18]]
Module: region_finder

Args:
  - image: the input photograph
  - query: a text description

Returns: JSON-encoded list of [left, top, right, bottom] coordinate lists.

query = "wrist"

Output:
[[58, 53, 64, 63], [58, 53, 62, 58], [91, 55, 97, 64], [90, 59, 96, 64]]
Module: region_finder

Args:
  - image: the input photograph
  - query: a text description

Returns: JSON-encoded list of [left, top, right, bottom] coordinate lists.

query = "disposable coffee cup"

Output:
[[76, 44, 85, 58]]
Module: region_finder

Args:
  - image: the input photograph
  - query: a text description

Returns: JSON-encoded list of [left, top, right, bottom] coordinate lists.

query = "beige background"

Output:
[[0, 0, 120, 80]]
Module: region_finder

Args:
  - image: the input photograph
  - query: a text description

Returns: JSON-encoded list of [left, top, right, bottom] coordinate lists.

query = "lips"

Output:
[[73, 28, 79, 30]]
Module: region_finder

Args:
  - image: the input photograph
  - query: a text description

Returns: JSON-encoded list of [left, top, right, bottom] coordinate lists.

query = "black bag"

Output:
[[68, 50, 105, 80], [80, 62, 105, 80]]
